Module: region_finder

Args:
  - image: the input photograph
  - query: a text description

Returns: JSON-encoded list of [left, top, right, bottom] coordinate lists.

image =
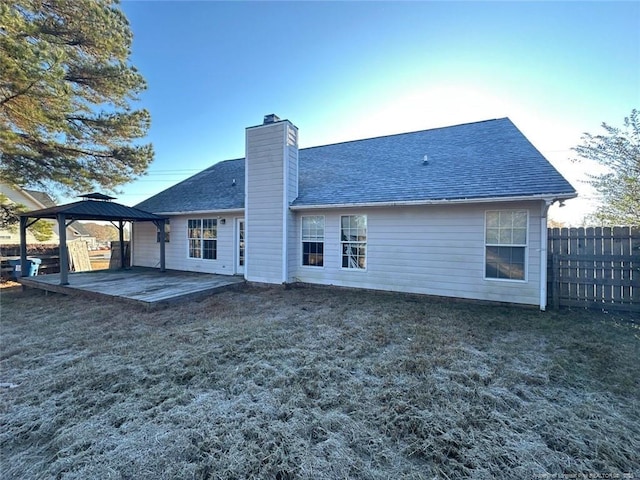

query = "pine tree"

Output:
[[0, 0, 153, 194]]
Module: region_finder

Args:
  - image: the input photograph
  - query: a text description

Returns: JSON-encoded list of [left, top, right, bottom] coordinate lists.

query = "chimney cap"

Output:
[[263, 113, 280, 124]]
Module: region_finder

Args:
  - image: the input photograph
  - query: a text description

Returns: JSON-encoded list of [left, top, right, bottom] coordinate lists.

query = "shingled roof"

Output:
[[136, 118, 576, 213], [136, 157, 245, 214], [23, 189, 57, 208], [21, 199, 166, 222]]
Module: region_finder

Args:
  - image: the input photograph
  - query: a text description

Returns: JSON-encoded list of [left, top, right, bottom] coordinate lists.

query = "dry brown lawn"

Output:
[[0, 284, 638, 479]]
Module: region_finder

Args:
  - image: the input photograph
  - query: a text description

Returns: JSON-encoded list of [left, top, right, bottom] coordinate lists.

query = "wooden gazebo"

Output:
[[19, 193, 167, 285]]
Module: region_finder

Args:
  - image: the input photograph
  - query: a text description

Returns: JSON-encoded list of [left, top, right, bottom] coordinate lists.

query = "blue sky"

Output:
[[109, 0, 639, 225]]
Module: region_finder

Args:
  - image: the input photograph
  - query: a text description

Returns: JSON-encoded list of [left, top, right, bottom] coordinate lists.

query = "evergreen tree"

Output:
[[0, 0, 153, 194]]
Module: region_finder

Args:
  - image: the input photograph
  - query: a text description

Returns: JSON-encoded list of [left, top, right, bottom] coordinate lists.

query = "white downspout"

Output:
[[539, 199, 553, 311]]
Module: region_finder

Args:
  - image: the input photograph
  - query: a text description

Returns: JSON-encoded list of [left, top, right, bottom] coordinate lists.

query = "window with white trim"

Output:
[[188, 218, 217, 259], [341, 215, 367, 269], [485, 210, 527, 280], [302, 216, 324, 267]]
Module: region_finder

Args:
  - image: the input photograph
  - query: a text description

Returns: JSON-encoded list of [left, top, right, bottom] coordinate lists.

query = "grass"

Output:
[[1, 284, 638, 479]]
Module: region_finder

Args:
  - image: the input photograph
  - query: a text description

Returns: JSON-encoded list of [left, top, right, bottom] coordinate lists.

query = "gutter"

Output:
[[289, 192, 577, 210], [149, 193, 577, 215], [151, 208, 245, 216]]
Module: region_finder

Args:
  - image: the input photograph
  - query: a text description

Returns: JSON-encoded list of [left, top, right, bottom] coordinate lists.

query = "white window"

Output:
[[302, 216, 324, 267], [485, 210, 527, 280], [188, 219, 217, 260], [341, 215, 367, 269]]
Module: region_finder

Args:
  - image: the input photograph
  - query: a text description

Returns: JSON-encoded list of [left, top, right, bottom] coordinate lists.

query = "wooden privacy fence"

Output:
[[0, 245, 61, 278], [547, 226, 640, 312], [1, 241, 96, 278]]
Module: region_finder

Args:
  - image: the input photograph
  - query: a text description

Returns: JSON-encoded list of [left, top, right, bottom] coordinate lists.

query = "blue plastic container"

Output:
[[28, 258, 41, 276], [8, 258, 41, 279]]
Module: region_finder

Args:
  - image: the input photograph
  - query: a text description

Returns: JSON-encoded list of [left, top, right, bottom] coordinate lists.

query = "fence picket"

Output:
[[569, 228, 578, 302], [594, 227, 603, 302], [603, 227, 613, 305]]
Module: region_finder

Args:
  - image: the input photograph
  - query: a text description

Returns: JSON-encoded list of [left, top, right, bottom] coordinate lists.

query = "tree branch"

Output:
[[0, 79, 39, 107]]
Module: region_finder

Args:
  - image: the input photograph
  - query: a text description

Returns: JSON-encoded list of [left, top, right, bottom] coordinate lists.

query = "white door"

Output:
[[235, 218, 245, 275]]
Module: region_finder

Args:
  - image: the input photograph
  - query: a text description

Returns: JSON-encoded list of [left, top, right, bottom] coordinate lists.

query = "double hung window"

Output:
[[302, 216, 324, 267], [485, 211, 527, 280], [341, 215, 367, 269], [188, 219, 217, 260]]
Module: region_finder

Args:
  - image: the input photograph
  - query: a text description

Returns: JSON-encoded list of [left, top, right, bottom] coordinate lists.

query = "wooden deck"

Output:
[[18, 267, 245, 307]]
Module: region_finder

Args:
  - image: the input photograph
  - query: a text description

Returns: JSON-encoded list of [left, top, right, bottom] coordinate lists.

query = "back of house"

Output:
[[133, 115, 576, 310]]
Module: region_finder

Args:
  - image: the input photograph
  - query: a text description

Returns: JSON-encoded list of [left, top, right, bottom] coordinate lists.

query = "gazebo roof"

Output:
[[20, 199, 166, 222]]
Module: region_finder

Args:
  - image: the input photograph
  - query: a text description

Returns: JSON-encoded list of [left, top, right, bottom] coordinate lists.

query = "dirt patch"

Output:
[[1, 285, 638, 479]]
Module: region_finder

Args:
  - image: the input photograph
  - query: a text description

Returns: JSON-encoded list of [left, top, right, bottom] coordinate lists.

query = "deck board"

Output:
[[18, 268, 245, 307]]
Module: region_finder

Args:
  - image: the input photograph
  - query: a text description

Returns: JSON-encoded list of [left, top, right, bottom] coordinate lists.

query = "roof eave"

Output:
[[19, 213, 167, 222], [289, 192, 578, 210], [151, 208, 245, 216], [19, 201, 168, 222]]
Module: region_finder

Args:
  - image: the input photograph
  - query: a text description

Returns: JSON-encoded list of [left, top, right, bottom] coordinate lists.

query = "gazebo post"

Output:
[[58, 213, 69, 285], [119, 220, 125, 269], [159, 219, 166, 272], [19, 216, 28, 278]]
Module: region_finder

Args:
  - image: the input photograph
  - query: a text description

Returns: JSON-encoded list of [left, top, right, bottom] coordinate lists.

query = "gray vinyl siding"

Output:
[[132, 200, 544, 305], [286, 209, 298, 282], [132, 214, 237, 275], [291, 201, 543, 306], [245, 122, 287, 283], [132, 222, 160, 268], [285, 131, 299, 282], [244, 120, 299, 283]]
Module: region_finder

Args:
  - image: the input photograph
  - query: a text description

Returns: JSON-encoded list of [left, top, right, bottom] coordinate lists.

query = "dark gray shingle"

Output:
[[23, 189, 57, 208], [135, 118, 576, 213], [136, 159, 245, 213]]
